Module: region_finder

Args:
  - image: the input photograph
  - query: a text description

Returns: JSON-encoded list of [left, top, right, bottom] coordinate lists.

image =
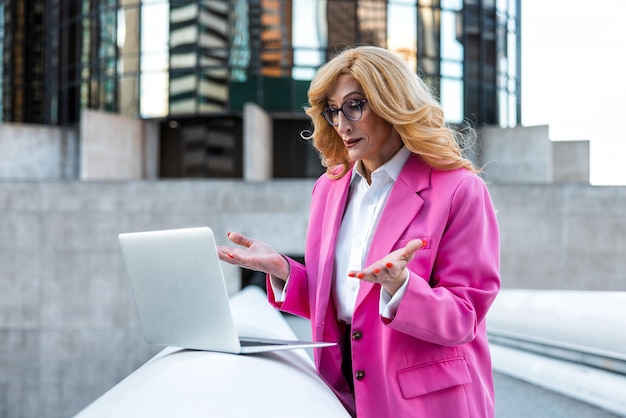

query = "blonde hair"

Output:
[[303, 46, 477, 178]]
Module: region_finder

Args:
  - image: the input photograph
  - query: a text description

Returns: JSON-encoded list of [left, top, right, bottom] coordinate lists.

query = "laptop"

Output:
[[118, 226, 335, 354]]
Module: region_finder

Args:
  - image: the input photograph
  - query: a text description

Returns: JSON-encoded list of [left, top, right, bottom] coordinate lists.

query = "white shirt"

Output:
[[271, 146, 411, 323], [333, 146, 411, 324]]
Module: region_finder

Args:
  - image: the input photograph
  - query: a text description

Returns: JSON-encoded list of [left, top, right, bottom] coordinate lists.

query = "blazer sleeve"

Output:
[[387, 174, 501, 346], [266, 253, 312, 320]]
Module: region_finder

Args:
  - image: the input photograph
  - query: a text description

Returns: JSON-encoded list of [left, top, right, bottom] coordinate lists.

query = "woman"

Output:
[[218, 46, 500, 418]]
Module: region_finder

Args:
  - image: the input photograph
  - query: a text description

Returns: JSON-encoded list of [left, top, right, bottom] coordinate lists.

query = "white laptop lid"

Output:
[[118, 227, 334, 354]]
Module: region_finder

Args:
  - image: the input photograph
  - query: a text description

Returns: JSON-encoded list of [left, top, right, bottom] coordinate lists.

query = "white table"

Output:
[[75, 286, 350, 418]]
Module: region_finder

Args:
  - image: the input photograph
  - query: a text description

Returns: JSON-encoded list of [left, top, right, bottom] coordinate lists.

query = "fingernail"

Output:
[[227, 253, 234, 259], [386, 262, 393, 268], [373, 268, 381, 274], [348, 272, 357, 278], [227, 232, 231, 237], [357, 273, 364, 279], [421, 240, 427, 248]]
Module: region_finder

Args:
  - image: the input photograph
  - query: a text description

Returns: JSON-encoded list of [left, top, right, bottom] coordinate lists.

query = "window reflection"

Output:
[[127, 0, 517, 125], [138, 0, 169, 118], [230, 0, 250, 82], [441, 78, 464, 123], [0, 0, 515, 127], [388, 0, 417, 71], [0, 6, 3, 118]]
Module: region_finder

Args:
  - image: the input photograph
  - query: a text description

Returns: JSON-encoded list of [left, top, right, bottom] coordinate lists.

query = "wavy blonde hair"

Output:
[[303, 46, 477, 178]]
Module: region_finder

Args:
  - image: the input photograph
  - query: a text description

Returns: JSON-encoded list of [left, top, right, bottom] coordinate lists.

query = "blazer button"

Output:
[[351, 330, 363, 340], [355, 370, 366, 380]]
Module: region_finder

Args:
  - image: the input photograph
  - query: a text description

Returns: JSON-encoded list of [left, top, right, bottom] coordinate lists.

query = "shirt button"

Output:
[[355, 370, 366, 380], [351, 330, 363, 340]]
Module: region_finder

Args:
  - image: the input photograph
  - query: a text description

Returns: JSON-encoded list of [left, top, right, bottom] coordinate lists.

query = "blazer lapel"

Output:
[[315, 172, 353, 315], [356, 154, 431, 308]]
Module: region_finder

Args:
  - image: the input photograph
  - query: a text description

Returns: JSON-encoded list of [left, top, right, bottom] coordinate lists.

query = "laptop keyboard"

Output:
[[239, 340, 287, 347]]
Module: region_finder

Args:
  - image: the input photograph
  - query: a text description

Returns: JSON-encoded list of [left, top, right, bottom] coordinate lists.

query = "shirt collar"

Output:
[[351, 146, 411, 183]]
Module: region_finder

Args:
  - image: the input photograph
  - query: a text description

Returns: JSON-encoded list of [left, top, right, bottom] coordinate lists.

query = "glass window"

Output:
[[508, 92, 516, 128], [0, 6, 3, 119], [498, 88, 507, 127], [388, 0, 417, 71], [293, 0, 326, 80], [140, 0, 170, 118], [441, 61, 462, 78], [441, 0, 462, 11], [230, 0, 250, 82], [440, 77, 463, 123], [418, 4, 440, 61], [441, 10, 462, 60]]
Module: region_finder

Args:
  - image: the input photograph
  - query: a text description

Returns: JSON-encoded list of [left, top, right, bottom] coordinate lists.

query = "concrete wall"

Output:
[[480, 125, 553, 184], [80, 109, 160, 180], [0, 123, 78, 179], [0, 121, 591, 186], [489, 184, 626, 289], [480, 126, 590, 185], [553, 140, 590, 183], [1, 179, 625, 418], [243, 103, 272, 181], [0, 180, 311, 418], [0, 111, 159, 182]]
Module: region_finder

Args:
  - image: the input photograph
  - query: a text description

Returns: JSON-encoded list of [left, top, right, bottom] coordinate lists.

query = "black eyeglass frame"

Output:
[[320, 99, 368, 126]]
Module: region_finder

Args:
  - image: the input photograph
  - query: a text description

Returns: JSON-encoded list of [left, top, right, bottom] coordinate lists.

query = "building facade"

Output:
[[0, 0, 520, 178]]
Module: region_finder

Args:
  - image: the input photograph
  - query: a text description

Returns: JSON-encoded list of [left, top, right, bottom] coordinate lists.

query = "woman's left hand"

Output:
[[348, 239, 423, 296]]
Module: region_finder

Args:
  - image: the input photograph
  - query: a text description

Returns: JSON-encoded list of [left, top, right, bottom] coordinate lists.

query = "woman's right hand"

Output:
[[216, 232, 290, 281]]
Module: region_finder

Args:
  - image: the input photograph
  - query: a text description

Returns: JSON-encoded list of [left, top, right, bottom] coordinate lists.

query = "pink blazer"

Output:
[[268, 154, 501, 418]]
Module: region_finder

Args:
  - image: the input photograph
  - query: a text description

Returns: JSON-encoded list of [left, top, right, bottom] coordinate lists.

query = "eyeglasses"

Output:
[[321, 99, 368, 126]]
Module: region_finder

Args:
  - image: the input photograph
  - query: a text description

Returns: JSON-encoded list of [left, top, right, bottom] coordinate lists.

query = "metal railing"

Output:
[[488, 289, 626, 417]]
